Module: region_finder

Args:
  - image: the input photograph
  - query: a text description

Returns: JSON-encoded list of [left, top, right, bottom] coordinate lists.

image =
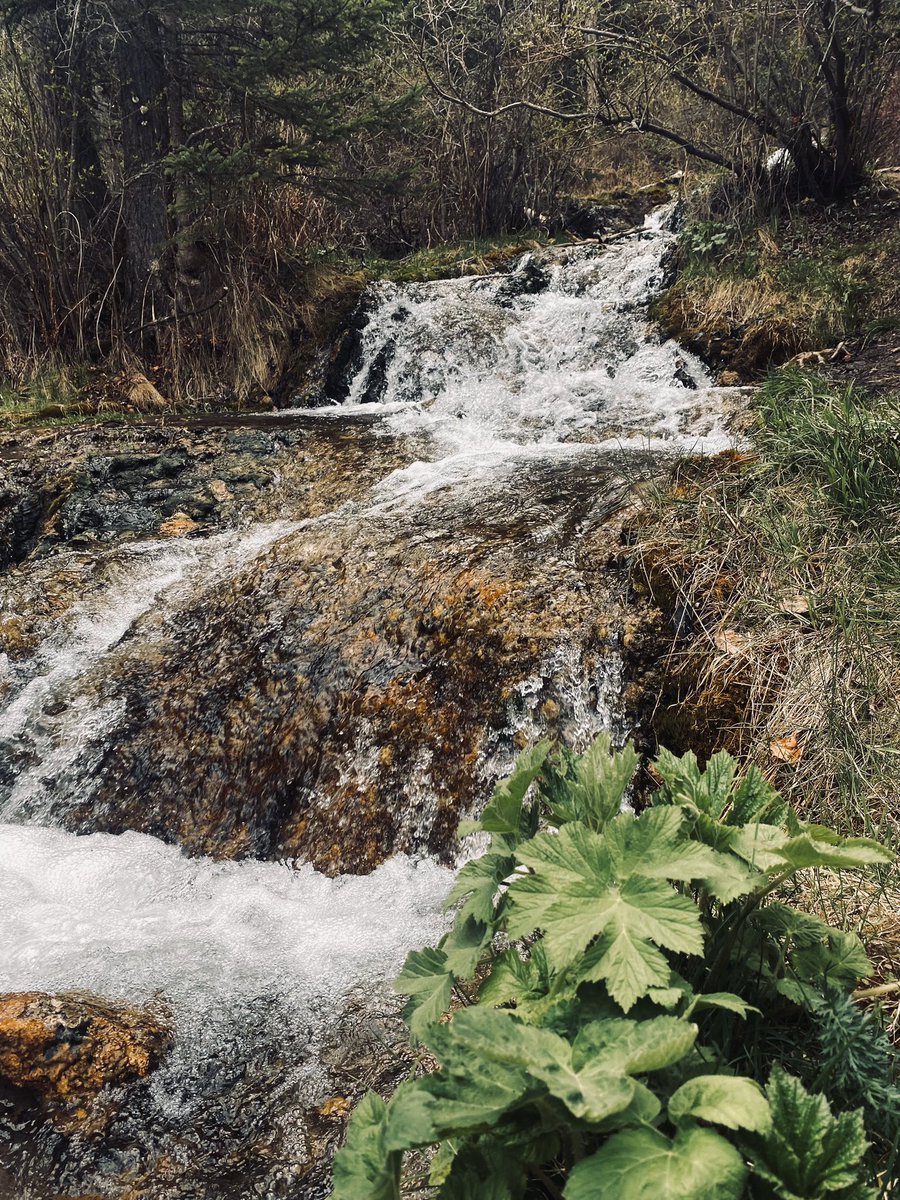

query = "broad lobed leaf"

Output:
[[566, 1125, 748, 1200]]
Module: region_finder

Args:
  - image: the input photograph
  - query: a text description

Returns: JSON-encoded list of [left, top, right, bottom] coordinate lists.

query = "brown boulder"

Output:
[[0, 992, 172, 1131]]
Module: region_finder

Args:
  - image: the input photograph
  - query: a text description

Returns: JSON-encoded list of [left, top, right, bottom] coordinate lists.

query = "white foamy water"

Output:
[[296, 208, 738, 469], [0, 824, 452, 1020], [0, 824, 453, 1195]]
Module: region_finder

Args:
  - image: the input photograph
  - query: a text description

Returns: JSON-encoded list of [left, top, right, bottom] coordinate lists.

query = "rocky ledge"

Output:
[[0, 992, 172, 1134]]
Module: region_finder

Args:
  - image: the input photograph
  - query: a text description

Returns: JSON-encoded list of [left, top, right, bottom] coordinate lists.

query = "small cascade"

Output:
[[0, 209, 736, 1197], [320, 206, 731, 461]]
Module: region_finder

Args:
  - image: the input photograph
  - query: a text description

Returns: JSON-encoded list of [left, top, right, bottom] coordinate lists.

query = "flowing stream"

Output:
[[0, 208, 737, 1198]]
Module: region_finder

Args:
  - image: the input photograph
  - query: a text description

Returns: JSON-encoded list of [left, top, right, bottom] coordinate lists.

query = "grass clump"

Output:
[[637, 370, 899, 843], [333, 737, 897, 1199], [654, 196, 900, 376]]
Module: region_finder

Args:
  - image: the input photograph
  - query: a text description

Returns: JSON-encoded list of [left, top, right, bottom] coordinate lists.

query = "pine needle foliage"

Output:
[[332, 737, 897, 1200]]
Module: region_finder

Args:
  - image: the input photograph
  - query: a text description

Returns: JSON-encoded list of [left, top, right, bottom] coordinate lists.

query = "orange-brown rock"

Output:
[[0, 992, 172, 1131]]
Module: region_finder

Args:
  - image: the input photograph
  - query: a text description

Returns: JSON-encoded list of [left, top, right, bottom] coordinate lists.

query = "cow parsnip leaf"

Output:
[[578, 928, 672, 1011], [403, 1009, 696, 1134], [442, 915, 491, 980], [603, 807, 758, 902], [777, 829, 893, 871], [478, 944, 559, 1020], [572, 1015, 698, 1075], [516, 1015, 695, 1122], [744, 1067, 871, 1199], [470, 741, 551, 836], [394, 1010, 546, 1137], [445, 848, 515, 926], [565, 1125, 747, 1200], [508, 822, 705, 988], [790, 930, 872, 990], [731, 824, 893, 875], [669, 1075, 771, 1132], [546, 734, 638, 831], [730, 764, 784, 825], [394, 947, 452, 1038], [332, 1092, 402, 1200]]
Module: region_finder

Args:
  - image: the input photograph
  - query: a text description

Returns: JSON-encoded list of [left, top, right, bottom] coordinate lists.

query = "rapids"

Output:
[[0, 207, 738, 1198]]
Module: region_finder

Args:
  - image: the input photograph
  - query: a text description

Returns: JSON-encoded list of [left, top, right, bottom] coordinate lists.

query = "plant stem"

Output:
[[853, 980, 900, 1000], [532, 1165, 566, 1200]]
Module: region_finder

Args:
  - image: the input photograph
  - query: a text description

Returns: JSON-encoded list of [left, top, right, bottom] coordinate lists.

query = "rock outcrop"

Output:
[[0, 992, 172, 1132]]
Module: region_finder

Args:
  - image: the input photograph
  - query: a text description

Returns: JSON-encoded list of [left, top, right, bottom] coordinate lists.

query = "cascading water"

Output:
[[0, 208, 737, 1198]]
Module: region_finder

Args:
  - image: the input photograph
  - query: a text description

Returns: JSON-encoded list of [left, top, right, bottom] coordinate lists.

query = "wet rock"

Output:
[[320, 295, 377, 405], [494, 255, 551, 306], [159, 512, 202, 537], [0, 422, 302, 559], [38, 458, 638, 875], [563, 200, 634, 237], [0, 993, 172, 1132]]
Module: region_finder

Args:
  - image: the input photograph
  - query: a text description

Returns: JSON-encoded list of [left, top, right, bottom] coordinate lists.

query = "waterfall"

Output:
[[0, 210, 736, 1198]]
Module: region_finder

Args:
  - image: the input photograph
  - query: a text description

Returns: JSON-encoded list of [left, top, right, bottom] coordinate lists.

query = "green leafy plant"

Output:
[[332, 737, 895, 1200], [685, 220, 734, 258]]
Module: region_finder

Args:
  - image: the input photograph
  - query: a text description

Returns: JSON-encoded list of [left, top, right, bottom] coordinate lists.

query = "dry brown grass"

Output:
[[632, 372, 900, 1003]]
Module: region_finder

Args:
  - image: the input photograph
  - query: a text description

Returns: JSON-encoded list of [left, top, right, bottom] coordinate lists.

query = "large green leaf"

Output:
[[522, 1015, 695, 1122], [332, 1092, 402, 1200], [571, 1015, 698, 1074], [578, 928, 672, 1011], [390, 1009, 696, 1140], [445, 848, 516, 926], [729, 765, 785, 825], [603, 807, 758, 902], [777, 828, 893, 871], [387, 1011, 544, 1141], [507, 820, 706, 1005], [745, 1067, 871, 1199], [669, 1075, 771, 1132], [686, 991, 760, 1019], [545, 735, 638, 831], [566, 1125, 747, 1200], [394, 947, 452, 1038], [730, 824, 892, 875], [478, 943, 558, 1020], [467, 742, 551, 836], [654, 747, 737, 819], [442, 914, 492, 980]]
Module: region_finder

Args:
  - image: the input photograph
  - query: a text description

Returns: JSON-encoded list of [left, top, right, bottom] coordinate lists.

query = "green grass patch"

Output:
[[659, 199, 900, 373], [637, 371, 900, 843], [312, 227, 563, 287]]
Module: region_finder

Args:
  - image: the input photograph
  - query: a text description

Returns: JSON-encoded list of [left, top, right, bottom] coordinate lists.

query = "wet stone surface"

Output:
[[0, 421, 641, 872], [0, 221, 739, 1198]]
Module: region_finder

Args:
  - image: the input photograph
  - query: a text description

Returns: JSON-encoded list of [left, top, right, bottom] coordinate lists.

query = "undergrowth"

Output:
[[654, 185, 900, 376], [332, 738, 898, 1198], [0, 230, 557, 424], [637, 371, 899, 845]]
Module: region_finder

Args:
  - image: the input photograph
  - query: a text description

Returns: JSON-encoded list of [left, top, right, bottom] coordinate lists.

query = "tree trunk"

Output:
[[117, 5, 170, 340]]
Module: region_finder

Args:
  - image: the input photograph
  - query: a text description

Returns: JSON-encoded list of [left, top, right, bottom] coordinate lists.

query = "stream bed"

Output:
[[0, 208, 740, 1198]]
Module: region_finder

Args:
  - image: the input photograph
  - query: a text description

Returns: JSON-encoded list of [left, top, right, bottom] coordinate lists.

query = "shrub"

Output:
[[332, 737, 896, 1199]]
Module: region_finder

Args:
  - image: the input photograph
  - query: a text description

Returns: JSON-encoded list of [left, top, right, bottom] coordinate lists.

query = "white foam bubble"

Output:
[[320, 219, 736, 473]]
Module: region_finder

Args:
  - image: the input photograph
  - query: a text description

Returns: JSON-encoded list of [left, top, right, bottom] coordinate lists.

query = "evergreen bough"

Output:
[[333, 737, 897, 1199]]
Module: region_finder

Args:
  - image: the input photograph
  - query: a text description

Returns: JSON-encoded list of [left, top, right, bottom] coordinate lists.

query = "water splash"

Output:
[[304, 213, 736, 472]]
